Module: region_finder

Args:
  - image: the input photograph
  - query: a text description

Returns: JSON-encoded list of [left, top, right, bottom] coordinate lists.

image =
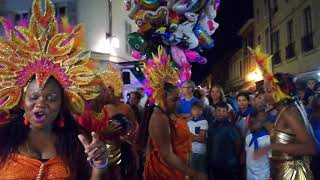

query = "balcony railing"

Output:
[[272, 51, 281, 65], [285, 42, 296, 59], [301, 33, 314, 52]]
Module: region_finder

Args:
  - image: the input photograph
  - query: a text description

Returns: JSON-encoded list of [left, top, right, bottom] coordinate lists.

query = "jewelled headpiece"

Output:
[[249, 46, 290, 102], [0, 0, 97, 114], [97, 63, 123, 97], [143, 46, 179, 106]]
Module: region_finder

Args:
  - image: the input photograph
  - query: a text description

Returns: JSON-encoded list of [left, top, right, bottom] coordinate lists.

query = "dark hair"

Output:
[[314, 82, 320, 91], [237, 92, 250, 101], [193, 89, 202, 99], [192, 101, 204, 109], [0, 78, 91, 178], [255, 87, 265, 97], [274, 73, 297, 96], [129, 91, 142, 100], [215, 101, 228, 110], [307, 78, 318, 83], [164, 82, 178, 97]]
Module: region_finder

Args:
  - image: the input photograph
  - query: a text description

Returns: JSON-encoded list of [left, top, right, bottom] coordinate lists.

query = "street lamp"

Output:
[[94, 36, 119, 54], [246, 68, 263, 82]]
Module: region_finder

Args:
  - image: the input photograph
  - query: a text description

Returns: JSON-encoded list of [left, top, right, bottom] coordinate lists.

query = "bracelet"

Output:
[[89, 159, 109, 170]]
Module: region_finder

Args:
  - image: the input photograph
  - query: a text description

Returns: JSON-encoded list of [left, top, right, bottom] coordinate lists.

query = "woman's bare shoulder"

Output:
[[149, 109, 169, 127], [282, 105, 302, 120]]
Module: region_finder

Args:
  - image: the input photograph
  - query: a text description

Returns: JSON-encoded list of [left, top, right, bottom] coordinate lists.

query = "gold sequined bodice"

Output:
[[271, 130, 297, 160]]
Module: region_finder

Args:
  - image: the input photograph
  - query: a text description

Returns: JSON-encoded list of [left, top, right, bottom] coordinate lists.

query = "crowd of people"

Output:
[[0, 0, 319, 180], [131, 77, 320, 180]]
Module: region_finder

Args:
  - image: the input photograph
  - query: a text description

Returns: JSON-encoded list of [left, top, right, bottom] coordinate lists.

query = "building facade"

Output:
[[225, 19, 262, 93], [2, 0, 136, 63], [77, 0, 136, 64], [254, 0, 320, 74], [225, 0, 320, 93]]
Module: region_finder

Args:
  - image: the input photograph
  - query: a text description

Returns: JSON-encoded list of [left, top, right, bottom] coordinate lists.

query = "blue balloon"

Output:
[[193, 24, 214, 49]]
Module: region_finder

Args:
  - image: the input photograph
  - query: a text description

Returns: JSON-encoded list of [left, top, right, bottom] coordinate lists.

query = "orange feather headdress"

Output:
[[143, 46, 179, 106], [249, 46, 290, 102], [0, 0, 97, 114]]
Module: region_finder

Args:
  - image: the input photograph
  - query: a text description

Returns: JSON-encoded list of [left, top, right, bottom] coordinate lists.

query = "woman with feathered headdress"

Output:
[[250, 47, 316, 180], [143, 46, 207, 180], [0, 0, 109, 179], [77, 62, 140, 180]]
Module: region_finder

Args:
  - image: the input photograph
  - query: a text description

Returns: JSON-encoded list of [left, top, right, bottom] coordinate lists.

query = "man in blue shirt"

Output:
[[178, 80, 200, 117]]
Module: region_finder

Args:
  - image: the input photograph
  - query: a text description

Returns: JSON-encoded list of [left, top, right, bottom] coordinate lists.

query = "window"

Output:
[[264, 0, 269, 17], [236, 62, 239, 78], [14, 14, 21, 22], [286, 19, 295, 59], [257, 35, 261, 45], [233, 63, 238, 78], [14, 12, 29, 22], [54, 3, 67, 17], [243, 38, 248, 55], [240, 61, 243, 77], [303, 6, 312, 35], [271, 31, 280, 53], [272, 0, 278, 15], [265, 28, 270, 53], [247, 32, 254, 48], [256, 9, 260, 23], [287, 20, 294, 44], [301, 6, 314, 52], [125, 21, 132, 55], [0, 24, 4, 36], [271, 31, 281, 64], [56, 6, 66, 16], [22, 13, 28, 19]]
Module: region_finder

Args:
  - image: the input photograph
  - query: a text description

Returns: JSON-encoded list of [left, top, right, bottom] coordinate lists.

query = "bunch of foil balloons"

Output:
[[126, 0, 221, 81]]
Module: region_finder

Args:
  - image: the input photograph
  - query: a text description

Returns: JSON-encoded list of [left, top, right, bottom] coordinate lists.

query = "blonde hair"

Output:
[[210, 84, 226, 103]]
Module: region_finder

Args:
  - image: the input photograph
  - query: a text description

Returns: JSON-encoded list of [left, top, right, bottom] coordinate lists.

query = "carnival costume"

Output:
[[98, 63, 123, 97], [78, 63, 124, 166], [250, 47, 314, 180], [143, 46, 191, 180], [0, 0, 97, 178]]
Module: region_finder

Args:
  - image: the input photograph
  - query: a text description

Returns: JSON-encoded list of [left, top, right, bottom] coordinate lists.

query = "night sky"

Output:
[[191, 0, 253, 84]]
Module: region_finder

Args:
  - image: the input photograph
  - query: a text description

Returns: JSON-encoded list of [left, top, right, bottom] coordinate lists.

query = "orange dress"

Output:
[[144, 119, 191, 180], [0, 153, 72, 180]]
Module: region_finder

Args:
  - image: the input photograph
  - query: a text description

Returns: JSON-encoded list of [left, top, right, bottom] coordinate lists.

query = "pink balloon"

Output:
[[184, 50, 200, 62], [171, 46, 188, 66], [179, 63, 191, 81], [184, 50, 207, 64], [131, 50, 143, 59]]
